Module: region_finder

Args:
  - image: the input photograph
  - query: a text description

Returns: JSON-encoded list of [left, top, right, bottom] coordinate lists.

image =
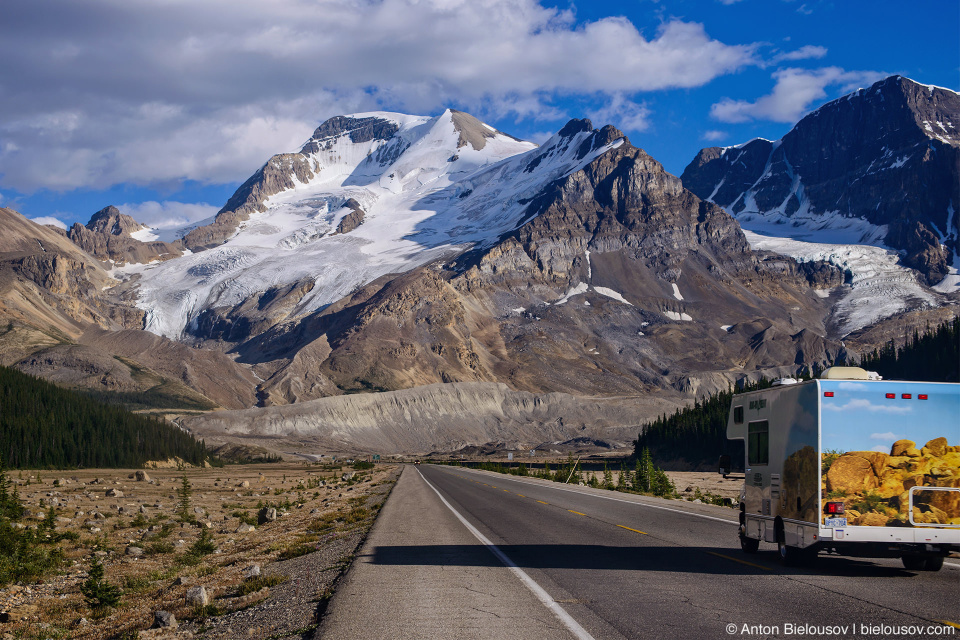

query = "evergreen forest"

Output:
[[0, 365, 210, 468]]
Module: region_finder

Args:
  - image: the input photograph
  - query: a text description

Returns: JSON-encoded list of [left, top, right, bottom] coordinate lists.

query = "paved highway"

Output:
[[317, 464, 959, 639]]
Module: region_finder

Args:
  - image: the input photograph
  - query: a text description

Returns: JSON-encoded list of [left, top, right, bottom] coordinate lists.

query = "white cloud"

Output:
[[871, 445, 890, 453], [0, 0, 758, 192], [710, 67, 886, 123], [118, 201, 220, 230], [870, 431, 901, 441], [772, 45, 827, 63], [702, 130, 728, 142], [588, 94, 652, 132], [30, 215, 67, 229]]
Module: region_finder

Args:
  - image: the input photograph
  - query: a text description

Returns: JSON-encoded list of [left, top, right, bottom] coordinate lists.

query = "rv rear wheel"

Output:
[[777, 541, 815, 567], [739, 527, 759, 553], [902, 555, 944, 572]]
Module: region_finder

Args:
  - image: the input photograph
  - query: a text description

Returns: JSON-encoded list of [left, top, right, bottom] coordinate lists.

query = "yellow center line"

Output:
[[503, 489, 510, 492], [941, 621, 960, 630], [616, 524, 648, 535], [536, 500, 549, 505], [706, 551, 773, 572], [568, 510, 586, 516], [516, 494, 525, 498]]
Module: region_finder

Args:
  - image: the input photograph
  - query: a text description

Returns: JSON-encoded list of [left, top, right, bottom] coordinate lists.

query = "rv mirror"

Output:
[[718, 454, 732, 478]]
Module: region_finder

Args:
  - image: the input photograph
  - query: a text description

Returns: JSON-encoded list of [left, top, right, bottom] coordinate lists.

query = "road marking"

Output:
[[517, 494, 525, 498], [537, 500, 549, 505], [504, 489, 510, 492], [706, 551, 773, 572], [616, 525, 648, 535], [417, 468, 596, 640], [944, 562, 960, 570], [568, 510, 586, 516], [452, 467, 737, 525], [940, 621, 960, 630]]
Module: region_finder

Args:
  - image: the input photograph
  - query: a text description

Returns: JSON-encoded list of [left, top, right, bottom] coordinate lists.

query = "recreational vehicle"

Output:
[[725, 367, 959, 570]]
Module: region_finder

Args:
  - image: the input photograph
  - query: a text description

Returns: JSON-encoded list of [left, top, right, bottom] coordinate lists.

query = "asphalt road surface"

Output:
[[317, 464, 959, 639]]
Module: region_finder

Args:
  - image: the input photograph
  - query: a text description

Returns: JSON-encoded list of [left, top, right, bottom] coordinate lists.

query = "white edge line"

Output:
[[416, 467, 596, 640], [944, 562, 960, 570], [448, 465, 737, 525]]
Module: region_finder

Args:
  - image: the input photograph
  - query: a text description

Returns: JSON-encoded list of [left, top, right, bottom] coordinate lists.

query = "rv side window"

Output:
[[733, 406, 744, 424], [748, 420, 769, 466]]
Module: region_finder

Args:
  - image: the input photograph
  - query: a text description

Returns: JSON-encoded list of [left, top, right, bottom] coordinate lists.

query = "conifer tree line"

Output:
[[0, 365, 210, 468], [855, 317, 959, 382], [634, 317, 959, 469]]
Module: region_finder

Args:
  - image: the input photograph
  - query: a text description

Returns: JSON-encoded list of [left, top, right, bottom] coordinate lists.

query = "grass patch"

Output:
[[237, 574, 287, 597], [277, 543, 316, 561]]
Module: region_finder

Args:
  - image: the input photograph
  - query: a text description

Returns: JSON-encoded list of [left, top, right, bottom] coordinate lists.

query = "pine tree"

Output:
[[176, 474, 194, 523], [80, 557, 122, 613]]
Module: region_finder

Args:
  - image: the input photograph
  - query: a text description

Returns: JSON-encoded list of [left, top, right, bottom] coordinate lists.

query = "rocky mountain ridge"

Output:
[[681, 75, 960, 285]]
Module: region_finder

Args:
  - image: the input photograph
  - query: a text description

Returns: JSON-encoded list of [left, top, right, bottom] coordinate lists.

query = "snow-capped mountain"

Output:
[[681, 75, 960, 334], [122, 110, 632, 339], [682, 76, 959, 275]]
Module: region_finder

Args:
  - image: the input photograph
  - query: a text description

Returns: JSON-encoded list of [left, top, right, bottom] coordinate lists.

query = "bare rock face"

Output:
[[682, 75, 960, 285], [68, 205, 182, 266], [333, 199, 365, 235]]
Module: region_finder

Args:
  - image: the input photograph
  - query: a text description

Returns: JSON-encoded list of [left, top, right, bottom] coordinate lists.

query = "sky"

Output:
[[2, 0, 958, 232]]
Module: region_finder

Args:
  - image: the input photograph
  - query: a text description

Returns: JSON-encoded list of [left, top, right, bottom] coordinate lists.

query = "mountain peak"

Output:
[[681, 74, 960, 289], [86, 205, 145, 237]]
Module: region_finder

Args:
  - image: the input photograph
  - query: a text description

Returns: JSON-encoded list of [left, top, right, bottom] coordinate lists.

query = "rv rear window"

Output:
[[733, 406, 744, 424], [748, 420, 769, 466]]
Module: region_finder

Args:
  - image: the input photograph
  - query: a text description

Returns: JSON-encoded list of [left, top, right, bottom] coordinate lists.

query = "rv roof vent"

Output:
[[819, 366, 875, 380], [772, 377, 799, 386]]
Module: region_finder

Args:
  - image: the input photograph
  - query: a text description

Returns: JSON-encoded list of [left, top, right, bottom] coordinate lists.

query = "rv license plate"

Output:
[[824, 518, 847, 527]]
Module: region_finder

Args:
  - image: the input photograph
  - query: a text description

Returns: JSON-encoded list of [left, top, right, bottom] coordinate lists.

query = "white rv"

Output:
[[725, 367, 959, 570]]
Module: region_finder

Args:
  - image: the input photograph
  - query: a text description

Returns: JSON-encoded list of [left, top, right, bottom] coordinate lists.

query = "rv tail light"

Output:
[[823, 391, 834, 397], [918, 394, 928, 400], [901, 393, 912, 399], [885, 393, 895, 399], [825, 501, 845, 515]]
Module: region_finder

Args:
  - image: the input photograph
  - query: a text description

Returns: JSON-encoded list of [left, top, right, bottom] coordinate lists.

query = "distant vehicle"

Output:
[[414, 460, 421, 465], [725, 367, 959, 570]]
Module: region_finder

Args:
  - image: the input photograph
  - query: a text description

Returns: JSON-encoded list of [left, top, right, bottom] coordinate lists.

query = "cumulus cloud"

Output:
[[701, 130, 728, 142], [710, 66, 886, 123], [588, 94, 652, 132], [870, 431, 901, 441], [118, 201, 221, 230], [30, 215, 67, 229], [0, 0, 758, 192]]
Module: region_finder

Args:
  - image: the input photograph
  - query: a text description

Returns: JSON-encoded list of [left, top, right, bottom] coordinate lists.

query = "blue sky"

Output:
[[2, 0, 957, 232]]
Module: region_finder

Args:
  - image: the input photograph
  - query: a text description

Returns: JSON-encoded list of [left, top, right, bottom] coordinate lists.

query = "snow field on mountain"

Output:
[[123, 111, 625, 339], [741, 229, 939, 336]]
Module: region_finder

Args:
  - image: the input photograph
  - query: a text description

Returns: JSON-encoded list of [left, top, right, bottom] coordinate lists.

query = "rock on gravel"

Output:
[[185, 586, 209, 607]]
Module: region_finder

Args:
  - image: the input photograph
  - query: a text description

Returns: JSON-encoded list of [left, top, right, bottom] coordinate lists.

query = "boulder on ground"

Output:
[[258, 507, 277, 524], [135, 470, 151, 482], [185, 586, 209, 607], [152, 611, 177, 629]]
